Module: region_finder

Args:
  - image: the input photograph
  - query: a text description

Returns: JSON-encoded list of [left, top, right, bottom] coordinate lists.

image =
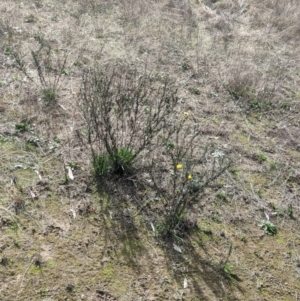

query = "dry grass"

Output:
[[0, 0, 300, 300]]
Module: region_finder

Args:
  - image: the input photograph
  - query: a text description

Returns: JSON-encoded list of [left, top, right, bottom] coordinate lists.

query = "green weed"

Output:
[[113, 148, 134, 174], [223, 262, 234, 278], [68, 161, 78, 169], [182, 61, 191, 71], [257, 154, 267, 163], [42, 87, 57, 103], [287, 203, 294, 219], [259, 220, 277, 236], [216, 192, 227, 201], [191, 87, 200, 95], [269, 161, 278, 170], [15, 123, 29, 132]]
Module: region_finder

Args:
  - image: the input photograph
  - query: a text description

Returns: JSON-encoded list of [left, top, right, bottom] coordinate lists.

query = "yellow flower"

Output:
[[176, 164, 183, 170], [184, 111, 189, 117], [187, 174, 192, 180], [72, 92, 76, 96]]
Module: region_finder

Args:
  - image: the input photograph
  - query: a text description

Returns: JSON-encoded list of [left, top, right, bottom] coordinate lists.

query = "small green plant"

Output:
[[0, 136, 8, 143], [68, 161, 78, 169], [165, 141, 175, 150], [287, 203, 294, 219], [239, 234, 247, 243], [270, 203, 284, 217], [223, 262, 234, 278], [257, 280, 264, 291], [211, 213, 221, 223], [181, 61, 191, 71], [286, 250, 292, 257], [228, 165, 238, 179], [257, 153, 267, 163], [49, 140, 60, 151], [259, 220, 277, 235], [4, 47, 13, 55], [42, 87, 57, 103], [61, 69, 69, 75], [66, 284, 75, 293], [191, 87, 200, 95], [0, 257, 9, 266], [61, 176, 69, 185], [254, 250, 261, 258], [216, 191, 227, 201], [280, 102, 291, 110], [113, 147, 134, 174], [216, 180, 225, 188], [248, 100, 274, 111], [275, 208, 284, 217], [74, 61, 83, 68], [93, 153, 111, 177], [48, 136, 61, 150], [27, 136, 40, 146], [12, 75, 21, 81], [15, 123, 29, 132], [38, 287, 49, 297], [249, 100, 261, 110], [269, 161, 278, 170], [10, 222, 19, 232], [221, 244, 240, 281], [25, 15, 37, 23], [53, 136, 61, 143]]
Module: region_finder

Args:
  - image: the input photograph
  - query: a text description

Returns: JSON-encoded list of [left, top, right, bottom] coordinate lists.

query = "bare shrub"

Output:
[[11, 33, 68, 106], [148, 124, 231, 236], [77, 62, 179, 176]]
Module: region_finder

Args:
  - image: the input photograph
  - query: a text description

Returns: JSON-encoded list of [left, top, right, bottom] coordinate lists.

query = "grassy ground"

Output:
[[0, 0, 300, 300]]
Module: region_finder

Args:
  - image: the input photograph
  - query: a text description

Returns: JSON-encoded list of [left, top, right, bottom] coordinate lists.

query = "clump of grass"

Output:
[[93, 153, 111, 177], [225, 65, 255, 101], [112, 147, 135, 175], [42, 87, 57, 103], [224, 64, 277, 112], [93, 148, 134, 177]]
